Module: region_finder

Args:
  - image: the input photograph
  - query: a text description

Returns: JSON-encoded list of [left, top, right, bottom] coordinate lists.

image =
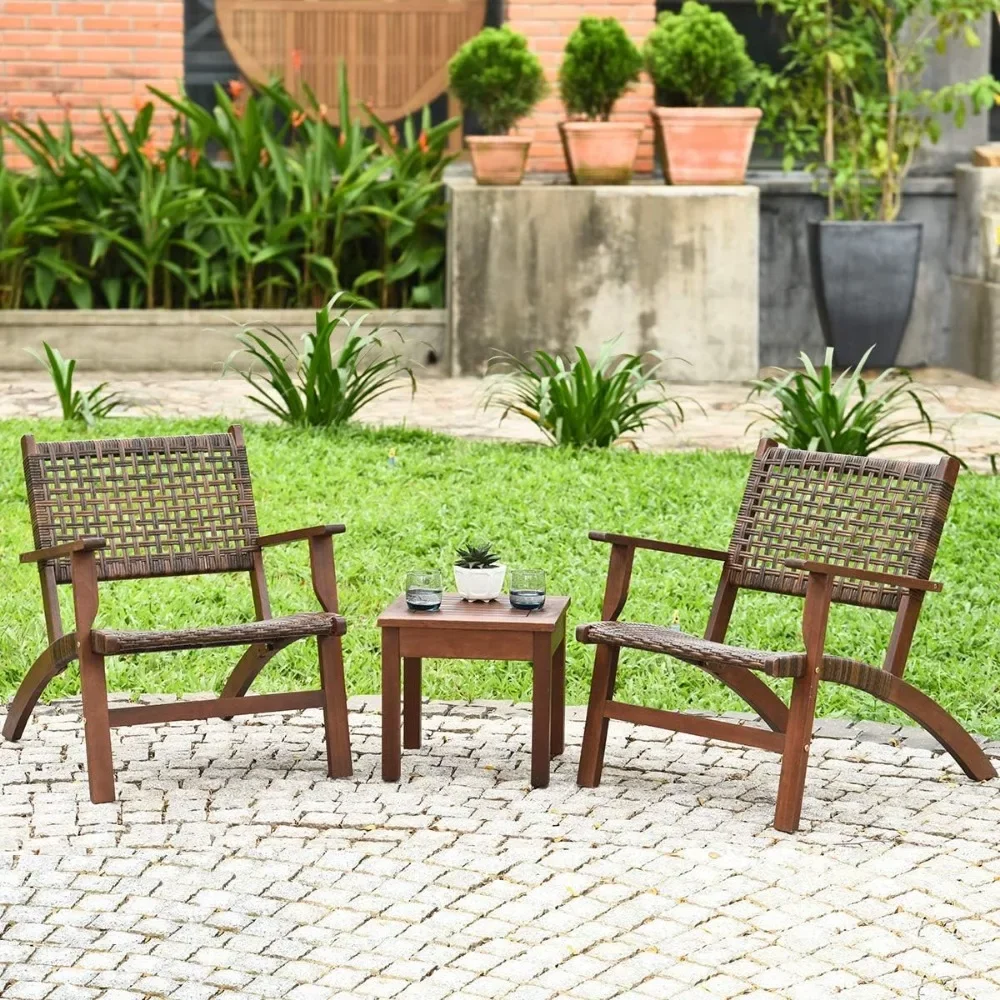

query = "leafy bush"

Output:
[[0, 70, 457, 310], [559, 17, 643, 121], [748, 347, 957, 459], [29, 342, 123, 426], [227, 292, 415, 428], [484, 340, 685, 448], [448, 27, 548, 135], [643, 1, 755, 108]]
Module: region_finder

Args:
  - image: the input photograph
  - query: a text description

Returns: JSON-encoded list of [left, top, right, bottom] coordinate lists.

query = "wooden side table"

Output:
[[378, 594, 570, 788]]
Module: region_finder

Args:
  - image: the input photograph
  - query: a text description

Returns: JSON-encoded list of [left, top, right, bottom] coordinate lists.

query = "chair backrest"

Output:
[[726, 442, 958, 611], [22, 427, 260, 585]]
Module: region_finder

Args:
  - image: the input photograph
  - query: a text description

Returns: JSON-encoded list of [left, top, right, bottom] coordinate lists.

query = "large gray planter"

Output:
[[807, 220, 922, 369], [0, 308, 447, 372]]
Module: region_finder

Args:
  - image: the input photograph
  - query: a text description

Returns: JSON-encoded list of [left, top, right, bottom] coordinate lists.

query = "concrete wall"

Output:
[[0, 309, 447, 373], [446, 178, 758, 380], [948, 165, 1000, 380], [756, 172, 957, 369]]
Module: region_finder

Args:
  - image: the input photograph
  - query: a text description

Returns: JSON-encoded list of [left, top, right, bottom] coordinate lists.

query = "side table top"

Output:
[[378, 593, 570, 632]]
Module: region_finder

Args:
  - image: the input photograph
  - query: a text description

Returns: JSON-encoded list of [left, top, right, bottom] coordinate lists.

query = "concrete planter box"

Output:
[[446, 179, 759, 381], [0, 308, 447, 373]]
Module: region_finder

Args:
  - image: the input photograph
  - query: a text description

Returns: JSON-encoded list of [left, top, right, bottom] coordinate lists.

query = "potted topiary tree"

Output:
[[643, 1, 761, 185], [759, 0, 1000, 367], [448, 26, 549, 186], [558, 16, 644, 184]]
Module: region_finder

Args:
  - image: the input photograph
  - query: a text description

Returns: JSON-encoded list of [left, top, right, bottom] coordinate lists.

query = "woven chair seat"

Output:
[[577, 621, 871, 681], [92, 612, 346, 655]]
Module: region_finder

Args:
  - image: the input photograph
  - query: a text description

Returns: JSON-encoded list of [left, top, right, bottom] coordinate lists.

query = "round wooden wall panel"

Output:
[[215, 0, 487, 122]]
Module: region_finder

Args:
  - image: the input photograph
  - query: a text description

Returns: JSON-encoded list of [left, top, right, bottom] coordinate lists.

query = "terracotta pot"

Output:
[[651, 107, 761, 185], [559, 121, 644, 185], [465, 135, 532, 186]]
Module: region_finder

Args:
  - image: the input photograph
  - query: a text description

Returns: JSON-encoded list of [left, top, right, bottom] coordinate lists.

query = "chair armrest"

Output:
[[257, 524, 346, 548], [784, 559, 942, 593], [589, 531, 729, 562], [20, 537, 106, 564]]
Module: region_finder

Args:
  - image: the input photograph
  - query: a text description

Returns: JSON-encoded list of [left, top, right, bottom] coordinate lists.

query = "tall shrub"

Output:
[[644, 1, 756, 107], [559, 17, 643, 121], [448, 27, 548, 135]]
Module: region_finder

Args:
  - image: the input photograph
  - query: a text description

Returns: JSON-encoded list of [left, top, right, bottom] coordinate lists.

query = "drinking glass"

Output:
[[509, 569, 546, 610], [406, 570, 443, 612]]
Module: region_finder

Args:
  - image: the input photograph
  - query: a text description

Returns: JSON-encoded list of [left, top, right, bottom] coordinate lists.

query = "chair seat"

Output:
[[577, 621, 871, 681], [92, 612, 346, 655]]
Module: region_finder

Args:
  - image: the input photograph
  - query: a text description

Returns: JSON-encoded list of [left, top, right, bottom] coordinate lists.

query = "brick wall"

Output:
[[506, 1, 657, 174], [0, 0, 183, 166]]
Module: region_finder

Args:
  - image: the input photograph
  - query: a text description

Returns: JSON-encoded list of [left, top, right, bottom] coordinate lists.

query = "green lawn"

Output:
[[2, 418, 1000, 735]]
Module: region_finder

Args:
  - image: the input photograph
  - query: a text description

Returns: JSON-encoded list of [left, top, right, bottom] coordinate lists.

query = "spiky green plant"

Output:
[[484, 339, 685, 448], [226, 291, 415, 427], [455, 542, 501, 569], [29, 341, 123, 426], [748, 346, 958, 459]]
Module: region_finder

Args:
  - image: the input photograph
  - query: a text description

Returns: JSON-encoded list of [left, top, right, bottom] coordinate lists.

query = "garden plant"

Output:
[[29, 342, 123, 427], [0, 70, 456, 310], [558, 17, 645, 184], [484, 340, 686, 448], [748, 346, 956, 459], [227, 292, 415, 428], [643, 1, 763, 184], [448, 26, 549, 186]]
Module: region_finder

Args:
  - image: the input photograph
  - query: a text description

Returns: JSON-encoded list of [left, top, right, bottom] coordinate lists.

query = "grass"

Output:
[[2, 418, 1000, 736]]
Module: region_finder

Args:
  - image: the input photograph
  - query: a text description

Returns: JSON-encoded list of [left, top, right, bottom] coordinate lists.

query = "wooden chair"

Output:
[[4, 426, 353, 804], [577, 439, 996, 832]]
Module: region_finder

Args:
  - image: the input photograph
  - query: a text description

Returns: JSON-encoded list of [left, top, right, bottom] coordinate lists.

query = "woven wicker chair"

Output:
[[5, 426, 353, 804], [577, 438, 996, 832]]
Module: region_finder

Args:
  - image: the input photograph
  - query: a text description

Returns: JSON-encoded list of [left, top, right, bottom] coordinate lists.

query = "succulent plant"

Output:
[[455, 542, 501, 569]]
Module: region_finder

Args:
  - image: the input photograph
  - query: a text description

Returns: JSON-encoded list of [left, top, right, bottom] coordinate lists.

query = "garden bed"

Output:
[[2, 418, 998, 735], [0, 309, 447, 372]]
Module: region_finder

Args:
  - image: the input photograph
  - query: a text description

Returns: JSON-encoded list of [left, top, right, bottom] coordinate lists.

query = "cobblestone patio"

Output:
[[2, 697, 1000, 999], [2, 368, 999, 470]]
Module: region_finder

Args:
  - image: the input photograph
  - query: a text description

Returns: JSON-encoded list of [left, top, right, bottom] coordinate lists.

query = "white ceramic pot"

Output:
[[454, 564, 507, 602]]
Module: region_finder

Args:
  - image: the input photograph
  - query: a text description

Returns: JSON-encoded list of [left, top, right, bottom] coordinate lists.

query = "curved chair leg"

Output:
[[219, 641, 294, 719], [703, 665, 789, 734], [3, 634, 77, 742], [821, 663, 997, 781]]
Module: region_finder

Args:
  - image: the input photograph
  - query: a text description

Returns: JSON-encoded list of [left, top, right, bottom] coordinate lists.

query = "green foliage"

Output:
[[2, 420, 999, 735], [455, 542, 501, 569], [484, 340, 685, 448], [643, 1, 757, 108], [559, 16, 643, 121], [28, 342, 122, 427], [0, 70, 457, 310], [756, 0, 1000, 221], [749, 346, 957, 459], [227, 292, 415, 428], [448, 27, 549, 135]]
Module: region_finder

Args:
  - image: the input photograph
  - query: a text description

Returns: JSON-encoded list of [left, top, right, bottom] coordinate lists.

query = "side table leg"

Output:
[[382, 628, 401, 782], [532, 632, 553, 789], [403, 657, 422, 749], [551, 638, 566, 758]]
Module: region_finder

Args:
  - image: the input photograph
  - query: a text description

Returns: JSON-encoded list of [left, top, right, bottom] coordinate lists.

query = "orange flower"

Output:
[[140, 138, 157, 161], [132, 94, 148, 112], [338, 131, 346, 147], [418, 131, 429, 153], [318, 103, 328, 119], [291, 110, 306, 128], [388, 124, 399, 145], [259, 147, 269, 166], [189, 148, 201, 168], [290, 49, 303, 73], [228, 79, 245, 100]]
